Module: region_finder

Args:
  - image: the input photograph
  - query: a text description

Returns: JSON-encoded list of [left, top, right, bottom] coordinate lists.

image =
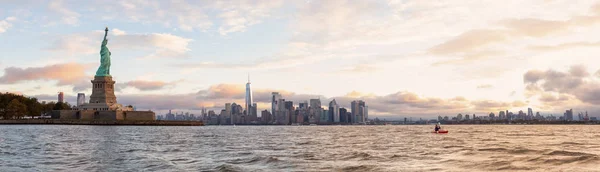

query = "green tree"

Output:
[[42, 101, 56, 115], [52, 102, 72, 110], [6, 99, 27, 119]]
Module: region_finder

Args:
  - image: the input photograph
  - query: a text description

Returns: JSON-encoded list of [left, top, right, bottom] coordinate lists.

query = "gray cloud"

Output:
[[524, 65, 600, 107]]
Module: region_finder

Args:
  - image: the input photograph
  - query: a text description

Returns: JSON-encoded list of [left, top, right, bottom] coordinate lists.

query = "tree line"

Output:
[[0, 92, 72, 119]]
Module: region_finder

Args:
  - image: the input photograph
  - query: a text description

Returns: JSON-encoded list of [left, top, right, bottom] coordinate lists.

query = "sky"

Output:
[[2, 0, 600, 118]]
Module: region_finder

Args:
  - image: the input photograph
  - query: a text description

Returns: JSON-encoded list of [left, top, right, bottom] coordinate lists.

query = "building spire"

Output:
[[247, 73, 250, 83]]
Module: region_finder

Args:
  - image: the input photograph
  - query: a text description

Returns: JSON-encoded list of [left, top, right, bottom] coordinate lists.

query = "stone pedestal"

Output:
[[89, 76, 117, 110]]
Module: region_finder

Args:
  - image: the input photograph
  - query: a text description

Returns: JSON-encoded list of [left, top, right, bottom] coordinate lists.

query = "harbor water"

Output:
[[0, 125, 599, 171]]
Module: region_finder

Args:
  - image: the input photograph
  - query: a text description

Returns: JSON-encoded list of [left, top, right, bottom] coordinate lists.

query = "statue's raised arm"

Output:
[[102, 27, 108, 46]]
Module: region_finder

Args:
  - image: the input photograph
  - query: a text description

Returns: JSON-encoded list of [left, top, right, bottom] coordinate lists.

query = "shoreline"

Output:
[[0, 119, 204, 126]]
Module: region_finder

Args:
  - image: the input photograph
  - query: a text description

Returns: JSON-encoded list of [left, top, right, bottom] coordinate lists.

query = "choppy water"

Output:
[[0, 125, 599, 172]]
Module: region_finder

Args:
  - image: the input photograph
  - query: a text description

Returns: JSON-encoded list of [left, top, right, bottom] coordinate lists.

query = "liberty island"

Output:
[[0, 27, 202, 126]]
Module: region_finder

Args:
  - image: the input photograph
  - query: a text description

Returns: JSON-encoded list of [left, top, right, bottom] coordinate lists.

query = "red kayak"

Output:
[[433, 130, 448, 134]]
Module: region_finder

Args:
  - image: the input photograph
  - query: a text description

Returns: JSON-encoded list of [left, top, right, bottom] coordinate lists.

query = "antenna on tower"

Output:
[[247, 73, 250, 83]]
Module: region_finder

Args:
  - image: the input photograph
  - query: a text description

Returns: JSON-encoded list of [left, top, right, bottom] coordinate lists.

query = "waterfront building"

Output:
[[261, 110, 271, 124], [457, 113, 463, 121], [249, 103, 258, 122], [351, 100, 367, 123], [245, 75, 253, 118], [309, 99, 321, 124], [465, 114, 470, 120], [564, 109, 573, 121], [295, 110, 304, 124], [518, 110, 525, 120], [285, 101, 294, 124], [489, 112, 495, 120], [225, 103, 232, 124], [76, 93, 85, 106], [339, 108, 348, 123], [499, 111, 505, 120], [320, 109, 329, 123], [271, 92, 282, 115], [365, 105, 369, 121], [329, 99, 340, 123]]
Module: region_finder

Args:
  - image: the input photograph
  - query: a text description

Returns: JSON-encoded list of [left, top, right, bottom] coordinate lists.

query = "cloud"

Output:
[[46, 34, 97, 55], [429, 30, 509, 55], [118, 80, 178, 91], [0, 17, 16, 33], [213, 0, 284, 35], [0, 63, 90, 86], [197, 84, 245, 99], [529, 42, 600, 52], [48, 0, 80, 25], [524, 65, 600, 107], [91, 0, 283, 34], [47, 29, 193, 58], [429, 3, 600, 65], [503, 18, 568, 37], [338, 64, 378, 73], [116, 93, 202, 110], [476, 84, 493, 89]]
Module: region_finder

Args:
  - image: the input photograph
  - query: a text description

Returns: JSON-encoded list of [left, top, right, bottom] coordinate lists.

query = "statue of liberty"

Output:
[[96, 27, 111, 76]]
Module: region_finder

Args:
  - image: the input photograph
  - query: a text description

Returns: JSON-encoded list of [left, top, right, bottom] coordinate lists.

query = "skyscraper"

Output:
[[77, 93, 85, 106], [309, 98, 321, 123], [351, 100, 366, 123], [58, 92, 64, 103], [564, 109, 573, 121], [225, 103, 232, 124], [245, 75, 253, 116], [271, 92, 281, 115], [339, 108, 348, 123], [329, 99, 340, 123]]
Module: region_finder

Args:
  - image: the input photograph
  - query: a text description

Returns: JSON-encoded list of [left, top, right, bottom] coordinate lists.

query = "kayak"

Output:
[[433, 130, 448, 134]]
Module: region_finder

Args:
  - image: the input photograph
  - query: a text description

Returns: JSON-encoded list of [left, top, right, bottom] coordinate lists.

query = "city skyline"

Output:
[[2, 1, 600, 118]]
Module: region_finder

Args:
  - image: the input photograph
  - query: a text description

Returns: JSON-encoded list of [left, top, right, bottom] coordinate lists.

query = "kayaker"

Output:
[[434, 123, 441, 132]]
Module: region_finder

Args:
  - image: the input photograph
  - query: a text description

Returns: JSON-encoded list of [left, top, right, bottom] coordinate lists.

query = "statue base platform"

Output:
[[51, 109, 155, 121]]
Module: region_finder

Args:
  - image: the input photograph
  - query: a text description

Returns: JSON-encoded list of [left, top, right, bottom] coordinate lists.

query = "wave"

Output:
[[340, 165, 377, 172], [560, 142, 584, 145], [544, 150, 596, 157], [390, 154, 409, 159], [341, 152, 385, 161], [296, 141, 317, 145], [508, 148, 542, 154], [541, 156, 599, 165], [496, 165, 537, 171], [214, 164, 242, 172], [226, 156, 282, 165], [443, 145, 463, 149], [477, 148, 508, 152]]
